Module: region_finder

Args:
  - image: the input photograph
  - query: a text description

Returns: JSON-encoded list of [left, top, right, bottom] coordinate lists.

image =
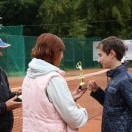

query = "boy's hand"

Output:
[[88, 80, 99, 92]]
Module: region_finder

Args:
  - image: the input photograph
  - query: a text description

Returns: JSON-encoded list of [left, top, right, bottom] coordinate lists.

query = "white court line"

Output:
[[11, 69, 109, 89], [66, 69, 109, 81]]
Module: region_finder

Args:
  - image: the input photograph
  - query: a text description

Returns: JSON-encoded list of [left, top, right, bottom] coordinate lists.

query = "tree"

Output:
[[0, 0, 132, 38]]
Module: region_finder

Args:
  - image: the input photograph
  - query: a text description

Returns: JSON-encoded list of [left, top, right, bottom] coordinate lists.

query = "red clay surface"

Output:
[[9, 68, 132, 132]]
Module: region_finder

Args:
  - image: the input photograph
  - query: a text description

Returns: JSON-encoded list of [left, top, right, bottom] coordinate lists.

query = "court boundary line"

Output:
[[11, 69, 109, 90]]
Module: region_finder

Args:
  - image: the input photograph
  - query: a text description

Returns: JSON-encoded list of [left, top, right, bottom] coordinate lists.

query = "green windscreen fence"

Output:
[[24, 37, 101, 71], [0, 25, 23, 35], [0, 26, 25, 76], [24, 36, 37, 70], [0, 26, 101, 76], [62, 38, 101, 70]]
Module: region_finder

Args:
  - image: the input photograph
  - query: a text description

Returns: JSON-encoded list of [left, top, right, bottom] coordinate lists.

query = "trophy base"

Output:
[[79, 83, 87, 90], [14, 95, 22, 102]]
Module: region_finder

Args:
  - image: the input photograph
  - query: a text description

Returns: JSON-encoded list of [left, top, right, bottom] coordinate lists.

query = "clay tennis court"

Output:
[[9, 68, 132, 132]]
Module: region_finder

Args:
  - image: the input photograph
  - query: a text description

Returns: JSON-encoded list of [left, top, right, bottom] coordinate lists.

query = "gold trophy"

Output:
[[76, 61, 87, 89]]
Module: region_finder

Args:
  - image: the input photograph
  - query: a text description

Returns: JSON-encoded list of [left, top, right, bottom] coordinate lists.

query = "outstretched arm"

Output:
[[88, 80, 105, 105], [47, 77, 88, 129]]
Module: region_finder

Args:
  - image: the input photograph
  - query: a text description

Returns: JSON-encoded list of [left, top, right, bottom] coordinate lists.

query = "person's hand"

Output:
[[16, 88, 22, 96], [72, 85, 87, 102], [5, 96, 22, 111], [87, 80, 99, 92]]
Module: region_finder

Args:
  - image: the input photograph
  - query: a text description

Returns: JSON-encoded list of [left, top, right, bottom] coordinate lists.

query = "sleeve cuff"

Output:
[[90, 87, 105, 105], [0, 102, 7, 115]]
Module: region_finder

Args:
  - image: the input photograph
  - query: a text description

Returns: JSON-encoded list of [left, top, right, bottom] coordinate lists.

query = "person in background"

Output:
[[22, 33, 88, 132], [88, 36, 132, 132], [0, 38, 22, 132]]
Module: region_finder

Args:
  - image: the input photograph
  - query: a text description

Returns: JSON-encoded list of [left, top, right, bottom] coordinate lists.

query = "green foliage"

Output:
[[0, 0, 132, 38], [0, 0, 40, 25]]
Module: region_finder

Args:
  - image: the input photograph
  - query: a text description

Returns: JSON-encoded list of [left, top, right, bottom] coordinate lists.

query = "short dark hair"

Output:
[[97, 36, 126, 61], [32, 33, 65, 65]]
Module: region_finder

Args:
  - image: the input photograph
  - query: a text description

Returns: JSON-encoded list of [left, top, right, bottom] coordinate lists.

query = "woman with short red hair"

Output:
[[22, 33, 88, 132]]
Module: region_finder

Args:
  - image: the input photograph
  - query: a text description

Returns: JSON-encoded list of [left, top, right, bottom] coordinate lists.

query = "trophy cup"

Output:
[[76, 61, 87, 89]]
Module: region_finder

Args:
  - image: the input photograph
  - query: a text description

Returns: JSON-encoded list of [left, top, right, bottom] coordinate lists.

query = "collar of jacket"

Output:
[[106, 64, 127, 78]]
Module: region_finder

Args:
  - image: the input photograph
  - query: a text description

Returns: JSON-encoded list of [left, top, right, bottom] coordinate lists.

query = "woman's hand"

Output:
[[72, 85, 87, 102]]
